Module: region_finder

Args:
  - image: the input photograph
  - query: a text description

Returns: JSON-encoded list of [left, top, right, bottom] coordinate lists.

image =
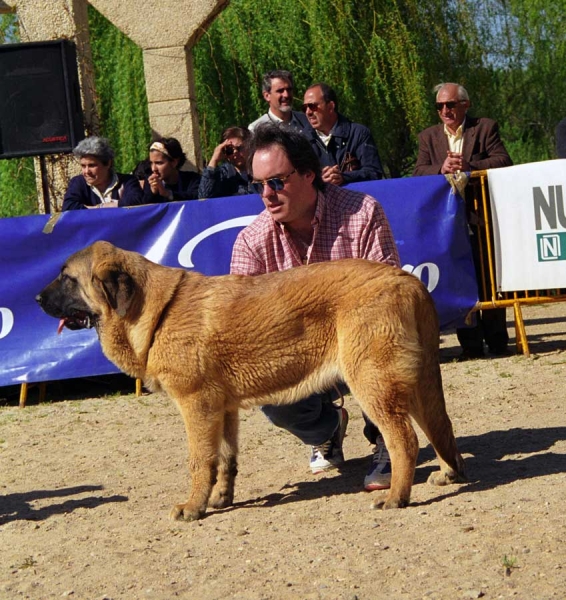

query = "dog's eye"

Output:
[[60, 272, 76, 284]]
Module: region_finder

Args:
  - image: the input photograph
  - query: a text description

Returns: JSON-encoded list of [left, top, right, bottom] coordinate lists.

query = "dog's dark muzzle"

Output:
[[36, 285, 96, 333]]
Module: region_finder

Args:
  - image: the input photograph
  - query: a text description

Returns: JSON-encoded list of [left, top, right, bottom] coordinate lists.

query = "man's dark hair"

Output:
[[262, 70, 294, 94], [307, 82, 339, 112], [247, 124, 324, 191]]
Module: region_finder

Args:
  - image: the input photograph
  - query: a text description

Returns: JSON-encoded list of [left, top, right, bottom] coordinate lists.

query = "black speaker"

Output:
[[0, 40, 85, 159]]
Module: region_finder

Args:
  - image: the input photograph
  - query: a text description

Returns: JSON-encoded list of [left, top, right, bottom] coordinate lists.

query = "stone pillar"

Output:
[[142, 45, 202, 170], [0, 0, 98, 212], [89, 0, 229, 171]]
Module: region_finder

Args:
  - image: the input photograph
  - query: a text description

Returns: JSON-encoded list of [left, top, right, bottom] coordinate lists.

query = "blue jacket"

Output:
[[142, 170, 201, 203], [62, 173, 143, 211], [198, 163, 252, 198], [304, 114, 384, 183]]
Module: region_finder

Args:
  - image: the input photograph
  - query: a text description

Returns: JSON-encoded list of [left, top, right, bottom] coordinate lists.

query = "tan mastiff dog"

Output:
[[37, 241, 466, 521]]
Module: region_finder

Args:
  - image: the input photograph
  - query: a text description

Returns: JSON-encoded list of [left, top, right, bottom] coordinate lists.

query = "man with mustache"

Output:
[[248, 70, 308, 133]]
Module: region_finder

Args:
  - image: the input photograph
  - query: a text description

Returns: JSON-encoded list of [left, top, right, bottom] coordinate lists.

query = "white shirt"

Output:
[[89, 172, 121, 203], [444, 119, 465, 154], [248, 110, 286, 132]]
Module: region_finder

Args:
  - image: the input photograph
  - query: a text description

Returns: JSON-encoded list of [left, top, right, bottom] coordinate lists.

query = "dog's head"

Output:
[[36, 241, 139, 334]]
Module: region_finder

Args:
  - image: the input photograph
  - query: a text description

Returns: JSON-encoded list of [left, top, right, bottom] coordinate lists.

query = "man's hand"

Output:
[[321, 165, 344, 186], [208, 140, 230, 169], [441, 151, 470, 174]]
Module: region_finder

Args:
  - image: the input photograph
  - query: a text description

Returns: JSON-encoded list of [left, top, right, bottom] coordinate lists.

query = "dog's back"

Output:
[[154, 259, 429, 406]]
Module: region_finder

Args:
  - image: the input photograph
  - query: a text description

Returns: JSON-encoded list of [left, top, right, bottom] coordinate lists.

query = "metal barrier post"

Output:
[[470, 171, 566, 356]]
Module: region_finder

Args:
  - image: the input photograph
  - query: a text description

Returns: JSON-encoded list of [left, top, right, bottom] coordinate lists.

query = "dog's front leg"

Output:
[[170, 394, 223, 522], [209, 409, 239, 509]]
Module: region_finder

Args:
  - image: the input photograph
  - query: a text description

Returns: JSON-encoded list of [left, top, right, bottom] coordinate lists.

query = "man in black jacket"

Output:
[[301, 83, 384, 185]]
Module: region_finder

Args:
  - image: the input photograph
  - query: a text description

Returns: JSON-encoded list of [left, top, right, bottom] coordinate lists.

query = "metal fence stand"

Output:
[[18, 379, 142, 407], [19, 382, 47, 408], [513, 302, 530, 357]]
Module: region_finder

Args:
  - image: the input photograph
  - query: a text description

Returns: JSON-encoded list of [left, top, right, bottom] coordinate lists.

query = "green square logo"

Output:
[[537, 232, 566, 261]]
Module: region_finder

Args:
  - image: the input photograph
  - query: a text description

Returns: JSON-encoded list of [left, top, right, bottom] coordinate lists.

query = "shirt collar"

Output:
[[313, 189, 324, 225], [267, 109, 285, 123], [443, 116, 466, 139], [316, 129, 333, 146], [275, 190, 323, 233], [89, 172, 120, 202]]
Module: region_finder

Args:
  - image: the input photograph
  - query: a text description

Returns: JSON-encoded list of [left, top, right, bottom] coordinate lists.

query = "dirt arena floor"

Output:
[[1, 302, 565, 599]]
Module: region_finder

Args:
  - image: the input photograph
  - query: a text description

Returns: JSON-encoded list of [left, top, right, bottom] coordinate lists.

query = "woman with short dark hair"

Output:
[[63, 136, 143, 210], [198, 127, 252, 198], [142, 137, 201, 203]]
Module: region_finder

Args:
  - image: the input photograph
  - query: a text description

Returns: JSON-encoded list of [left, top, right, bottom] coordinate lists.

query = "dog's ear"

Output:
[[93, 267, 135, 318]]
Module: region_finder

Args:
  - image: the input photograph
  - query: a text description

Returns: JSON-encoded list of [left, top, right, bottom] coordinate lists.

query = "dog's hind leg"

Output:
[[412, 367, 467, 487], [169, 393, 224, 522], [209, 409, 239, 509], [350, 372, 419, 509]]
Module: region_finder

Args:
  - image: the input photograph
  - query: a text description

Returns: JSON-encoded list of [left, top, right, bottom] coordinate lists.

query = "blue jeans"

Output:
[[261, 382, 379, 446]]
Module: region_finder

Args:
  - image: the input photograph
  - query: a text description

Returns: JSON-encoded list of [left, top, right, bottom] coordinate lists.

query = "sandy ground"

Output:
[[1, 302, 565, 600]]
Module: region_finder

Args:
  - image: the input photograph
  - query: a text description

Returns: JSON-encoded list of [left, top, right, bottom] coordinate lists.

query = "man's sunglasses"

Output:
[[301, 102, 320, 112], [224, 145, 244, 156], [251, 169, 296, 194], [435, 101, 464, 111]]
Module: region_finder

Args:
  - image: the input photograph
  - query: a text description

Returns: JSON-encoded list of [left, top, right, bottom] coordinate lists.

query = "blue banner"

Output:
[[0, 176, 477, 386]]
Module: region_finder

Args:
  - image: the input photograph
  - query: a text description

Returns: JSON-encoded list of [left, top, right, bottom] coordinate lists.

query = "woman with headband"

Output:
[[143, 137, 201, 203], [63, 137, 144, 210]]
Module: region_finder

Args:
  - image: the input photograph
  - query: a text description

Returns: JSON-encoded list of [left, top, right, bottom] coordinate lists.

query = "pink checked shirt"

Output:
[[230, 184, 400, 275]]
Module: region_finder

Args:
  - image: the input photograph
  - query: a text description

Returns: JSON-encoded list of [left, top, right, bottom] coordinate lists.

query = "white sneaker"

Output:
[[310, 407, 349, 474], [364, 437, 391, 490]]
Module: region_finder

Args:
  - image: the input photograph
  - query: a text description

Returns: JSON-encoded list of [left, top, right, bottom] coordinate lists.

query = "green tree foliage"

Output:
[[0, 13, 37, 217], [87, 6, 151, 173], [0, 153, 37, 218], [193, 0, 491, 176], [193, 0, 311, 154], [2, 0, 565, 217], [469, 0, 566, 163]]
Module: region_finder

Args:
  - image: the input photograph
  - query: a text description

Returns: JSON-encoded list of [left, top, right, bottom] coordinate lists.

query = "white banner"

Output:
[[488, 159, 566, 291]]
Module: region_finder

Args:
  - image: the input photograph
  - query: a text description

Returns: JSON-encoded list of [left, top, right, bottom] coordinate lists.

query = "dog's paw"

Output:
[[370, 496, 409, 510], [427, 469, 468, 487], [169, 503, 206, 522], [208, 490, 234, 509]]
